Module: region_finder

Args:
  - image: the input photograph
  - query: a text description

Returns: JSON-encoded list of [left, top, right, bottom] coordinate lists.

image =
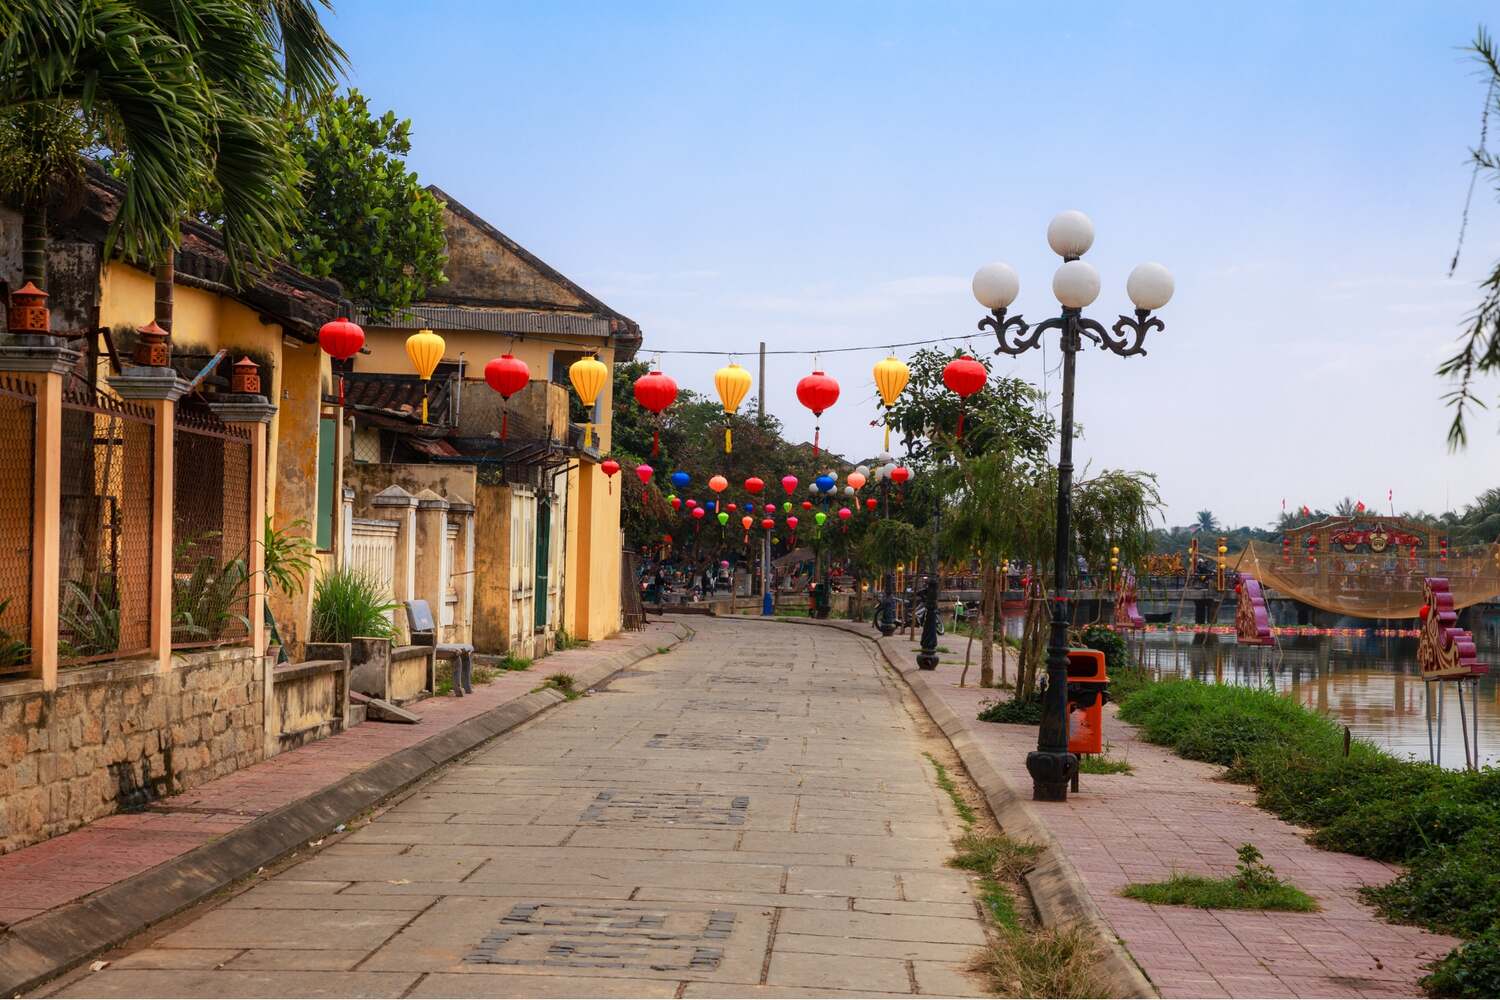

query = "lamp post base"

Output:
[[1026, 749, 1078, 802], [916, 650, 938, 670]]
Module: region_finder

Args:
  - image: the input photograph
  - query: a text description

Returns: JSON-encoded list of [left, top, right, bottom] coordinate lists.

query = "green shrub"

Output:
[[978, 696, 1043, 725], [1422, 926, 1500, 998], [308, 568, 397, 644], [1117, 679, 1500, 997], [0, 597, 30, 667]]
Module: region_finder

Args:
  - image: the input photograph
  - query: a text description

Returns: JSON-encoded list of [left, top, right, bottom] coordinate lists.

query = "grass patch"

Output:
[[531, 673, 582, 700], [971, 924, 1106, 999], [950, 831, 1040, 880], [923, 752, 977, 827], [433, 662, 501, 696], [497, 654, 531, 672], [1122, 844, 1317, 913], [1077, 753, 1134, 775], [656, 646, 671, 654], [555, 630, 590, 650], [1119, 680, 1500, 995]]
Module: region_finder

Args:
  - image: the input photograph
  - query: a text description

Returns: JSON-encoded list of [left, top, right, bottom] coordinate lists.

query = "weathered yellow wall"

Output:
[[472, 481, 511, 654], [98, 260, 326, 653], [358, 324, 621, 642]]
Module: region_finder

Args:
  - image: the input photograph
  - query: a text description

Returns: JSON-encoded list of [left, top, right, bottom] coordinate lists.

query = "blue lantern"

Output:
[[705, 500, 716, 513], [815, 474, 835, 494], [671, 470, 691, 490]]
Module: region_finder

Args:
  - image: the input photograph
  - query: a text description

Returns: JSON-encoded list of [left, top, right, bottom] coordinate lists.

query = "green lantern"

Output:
[[815, 511, 827, 526], [717, 511, 729, 525], [782, 501, 792, 513]]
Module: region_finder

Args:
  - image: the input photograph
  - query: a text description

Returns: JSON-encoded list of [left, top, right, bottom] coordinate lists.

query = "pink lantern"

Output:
[[686, 498, 698, 509], [838, 507, 852, 521], [692, 507, 706, 520], [635, 463, 654, 484], [781, 475, 798, 495]]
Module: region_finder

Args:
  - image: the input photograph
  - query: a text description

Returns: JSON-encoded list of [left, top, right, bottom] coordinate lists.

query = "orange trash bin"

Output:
[[1066, 649, 1109, 760]]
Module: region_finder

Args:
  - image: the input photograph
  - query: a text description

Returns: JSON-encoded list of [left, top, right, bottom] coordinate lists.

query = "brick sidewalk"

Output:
[[0, 623, 684, 929], [884, 638, 1458, 999]]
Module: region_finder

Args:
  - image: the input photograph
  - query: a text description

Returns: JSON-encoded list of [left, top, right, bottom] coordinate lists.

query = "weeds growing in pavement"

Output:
[[498, 654, 531, 671], [1122, 843, 1318, 913], [656, 646, 671, 654], [532, 673, 581, 700], [1119, 680, 1499, 995], [1077, 746, 1134, 775], [923, 752, 977, 827], [919, 755, 1095, 998], [970, 923, 1106, 999], [976, 696, 1044, 725]]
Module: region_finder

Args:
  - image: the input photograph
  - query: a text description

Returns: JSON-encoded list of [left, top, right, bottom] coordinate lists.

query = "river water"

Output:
[[1130, 633, 1498, 769]]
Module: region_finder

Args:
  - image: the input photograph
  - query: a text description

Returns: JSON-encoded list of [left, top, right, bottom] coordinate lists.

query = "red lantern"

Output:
[[632, 370, 679, 456], [890, 466, 911, 485], [761, 518, 775, 530], [745, 476, 764, 494], [795, 370, 840, 456], [601, 458, 620, 494], [801, 500, 812, 511], [692, 507, 706, 520], [787, 516, 799, 532], [635, 463, 654, 485], [318, 316, 365, 405], [484, 353, 531, 439], [686, 499, 697, 509], [942, 354, 987, 439], [781, 475, 798, 495], [671, 497, 682, 511], [865, 497, 878, 511]]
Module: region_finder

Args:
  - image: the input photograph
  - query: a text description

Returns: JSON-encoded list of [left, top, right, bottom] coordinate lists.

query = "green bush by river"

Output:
[[1118, 680, 1500, 998]]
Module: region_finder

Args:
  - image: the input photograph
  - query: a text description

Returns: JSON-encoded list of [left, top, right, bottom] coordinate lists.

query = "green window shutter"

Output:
[[316, 417, 336, 550]]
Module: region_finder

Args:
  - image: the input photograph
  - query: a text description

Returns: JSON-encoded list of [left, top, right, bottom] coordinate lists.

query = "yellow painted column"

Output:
[[30, 369, 63, 689], [0, 346, 81, 690], [109, 368, 189, 672]]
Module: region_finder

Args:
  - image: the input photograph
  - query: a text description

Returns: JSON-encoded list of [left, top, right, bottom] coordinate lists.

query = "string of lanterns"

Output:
[[315, 319, 980, 507]]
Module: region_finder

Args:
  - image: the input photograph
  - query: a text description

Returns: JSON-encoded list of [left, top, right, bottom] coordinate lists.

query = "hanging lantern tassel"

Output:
[[956, 406, 965, 440], [501, 404, 508, 439]]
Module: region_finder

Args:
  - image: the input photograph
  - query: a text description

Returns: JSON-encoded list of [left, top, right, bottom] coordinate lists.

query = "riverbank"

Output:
[[1121, 680, 1499, 997]]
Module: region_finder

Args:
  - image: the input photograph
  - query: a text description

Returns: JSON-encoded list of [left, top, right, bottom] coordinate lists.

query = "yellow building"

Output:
[[0, 166, 346, 852], [343, 188, 640, 648]]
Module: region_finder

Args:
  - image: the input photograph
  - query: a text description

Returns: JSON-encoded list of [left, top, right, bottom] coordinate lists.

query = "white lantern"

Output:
[[1046, 210, 1095, 258], [971, 262, 1020, 310], [1126, 262, 1174, 311], [1052, 259, 1101, 309]]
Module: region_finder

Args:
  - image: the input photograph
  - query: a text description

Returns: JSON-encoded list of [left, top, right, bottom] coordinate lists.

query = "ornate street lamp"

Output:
[[972, 210, 1173, 802]]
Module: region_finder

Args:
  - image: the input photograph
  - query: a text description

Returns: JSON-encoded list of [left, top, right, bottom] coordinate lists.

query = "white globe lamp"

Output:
[[1046, 210, 1095, 258], [1126, 262, 1174, 311], [1052, 260, 1101, 309], [971, 262, 1020, 310]]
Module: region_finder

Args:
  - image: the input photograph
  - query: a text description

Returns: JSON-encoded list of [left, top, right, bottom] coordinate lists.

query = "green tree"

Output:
[[1442, 27, 1500, 447], [287, 89, 448, 319], [1194, 509, 1219, 533], [1, 1, 345, 315], [884, 347, 1055, 466]]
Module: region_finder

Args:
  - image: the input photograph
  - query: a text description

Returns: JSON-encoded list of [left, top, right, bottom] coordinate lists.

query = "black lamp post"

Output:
[[972, 210, 1174, 802]]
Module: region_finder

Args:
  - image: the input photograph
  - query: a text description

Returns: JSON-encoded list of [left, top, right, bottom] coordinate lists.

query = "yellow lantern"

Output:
[[568, 354, 608, 448], [713, 362, 752, 453], [404, 329, 446, 423], [873, 355, 910, 449]]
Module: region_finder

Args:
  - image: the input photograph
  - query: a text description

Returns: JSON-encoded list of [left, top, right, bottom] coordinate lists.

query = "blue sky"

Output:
[[328, 2, 1500, 526]]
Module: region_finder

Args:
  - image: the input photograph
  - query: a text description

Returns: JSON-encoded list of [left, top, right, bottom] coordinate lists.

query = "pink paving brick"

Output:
[[911, 668, 1459, 999], [0, 623, 679, 930]]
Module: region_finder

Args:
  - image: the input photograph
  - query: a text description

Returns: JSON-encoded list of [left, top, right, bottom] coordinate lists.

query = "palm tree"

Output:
[[1194, 509, 1219, 533], [0, 1, 346, 333]]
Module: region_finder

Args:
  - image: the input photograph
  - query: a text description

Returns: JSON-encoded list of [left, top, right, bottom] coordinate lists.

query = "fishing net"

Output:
[[1237, 517, 1500, 620]]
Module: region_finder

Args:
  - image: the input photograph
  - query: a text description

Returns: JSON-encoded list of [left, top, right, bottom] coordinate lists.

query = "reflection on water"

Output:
[[1132, 634, 1498, 769]]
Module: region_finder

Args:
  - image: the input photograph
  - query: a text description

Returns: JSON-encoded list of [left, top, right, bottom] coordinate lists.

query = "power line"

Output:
[[643, 333, 981, 357]]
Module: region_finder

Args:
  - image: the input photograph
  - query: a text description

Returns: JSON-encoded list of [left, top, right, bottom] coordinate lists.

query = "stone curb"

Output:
[[0, 622, 692, 998], [726, 614, 1156, 1000]]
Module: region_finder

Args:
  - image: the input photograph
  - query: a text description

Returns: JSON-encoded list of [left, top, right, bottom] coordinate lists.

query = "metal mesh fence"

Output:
[[0, 376, 37, 677], [621, 549, 645, 630], [58, 388, 155, 665], [171, 403, 252, 648]]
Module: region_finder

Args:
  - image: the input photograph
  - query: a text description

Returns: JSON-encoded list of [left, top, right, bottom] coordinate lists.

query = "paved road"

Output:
[[48, 619, 993, 998]]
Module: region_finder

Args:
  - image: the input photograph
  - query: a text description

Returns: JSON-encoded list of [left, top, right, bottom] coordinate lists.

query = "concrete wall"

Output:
[[0, 648, 265, 853], [268, 654, 347, 755], [347, 464, 477, 517]]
